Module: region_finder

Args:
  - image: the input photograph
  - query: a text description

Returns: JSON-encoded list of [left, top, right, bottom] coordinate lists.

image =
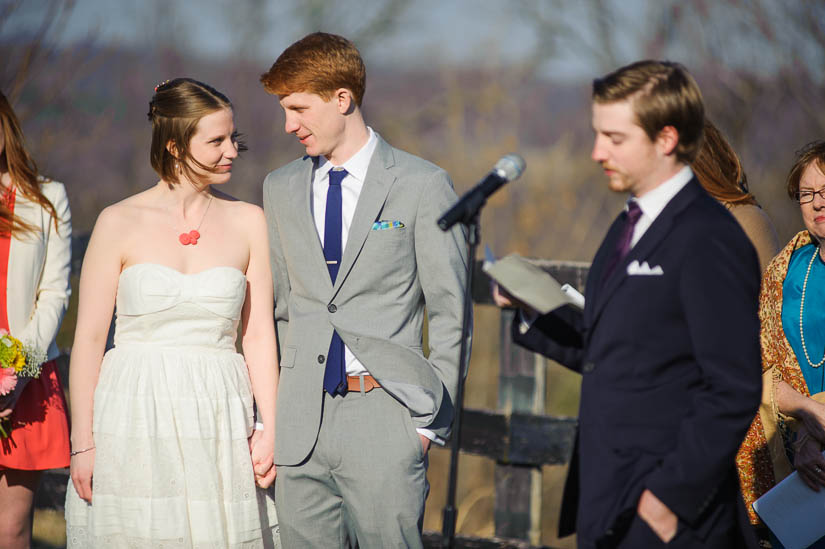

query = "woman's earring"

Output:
[[174, 161, 180, 172]]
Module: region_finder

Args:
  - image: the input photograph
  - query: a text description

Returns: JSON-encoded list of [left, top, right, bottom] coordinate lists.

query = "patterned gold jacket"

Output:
[[736, 229, 813, 524]]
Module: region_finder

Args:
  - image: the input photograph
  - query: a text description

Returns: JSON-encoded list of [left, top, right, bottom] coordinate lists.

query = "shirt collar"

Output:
[[316, 127, 377, 182], [632, 164, 693, 221]]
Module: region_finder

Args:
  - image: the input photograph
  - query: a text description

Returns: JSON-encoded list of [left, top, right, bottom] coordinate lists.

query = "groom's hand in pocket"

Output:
[[419, 434, 431, 454]]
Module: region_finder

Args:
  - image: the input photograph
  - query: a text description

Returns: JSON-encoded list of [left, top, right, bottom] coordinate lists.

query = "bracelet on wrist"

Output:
[[70, 446, 95, 457]]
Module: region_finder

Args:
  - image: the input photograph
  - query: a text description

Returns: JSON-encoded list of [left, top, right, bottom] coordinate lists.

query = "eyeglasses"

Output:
[[795, 189, 825, 204]]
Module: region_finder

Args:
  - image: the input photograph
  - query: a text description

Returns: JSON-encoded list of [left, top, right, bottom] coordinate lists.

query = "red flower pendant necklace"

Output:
[[176, 194, 213, 246]]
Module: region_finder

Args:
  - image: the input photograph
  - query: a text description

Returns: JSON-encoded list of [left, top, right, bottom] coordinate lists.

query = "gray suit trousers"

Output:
[[275, 388, 429, 548]]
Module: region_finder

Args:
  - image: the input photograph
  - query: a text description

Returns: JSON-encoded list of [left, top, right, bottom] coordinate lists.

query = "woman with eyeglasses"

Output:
[[737, 140, 825, 548]]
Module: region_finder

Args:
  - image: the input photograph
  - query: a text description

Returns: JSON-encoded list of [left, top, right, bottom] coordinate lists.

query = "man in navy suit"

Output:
[[494, 61, 762, 548]]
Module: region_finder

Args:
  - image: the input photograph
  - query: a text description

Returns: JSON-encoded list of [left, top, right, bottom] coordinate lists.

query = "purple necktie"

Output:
[[601, 200, 643, 285]]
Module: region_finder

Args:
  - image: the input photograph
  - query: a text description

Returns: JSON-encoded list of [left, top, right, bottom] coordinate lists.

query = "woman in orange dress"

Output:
[[0, 90, 71, 548]]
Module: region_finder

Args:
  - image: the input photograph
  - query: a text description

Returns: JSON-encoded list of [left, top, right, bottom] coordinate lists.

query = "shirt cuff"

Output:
[[416, 428, 445, 446], [518, 308, 538, 334]]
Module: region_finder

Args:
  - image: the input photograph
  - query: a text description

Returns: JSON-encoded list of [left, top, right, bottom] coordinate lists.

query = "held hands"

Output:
[[637, 489, 678, 543], [248, 429, 276, 489], [794, 425, 825, 491], [70, 448, 96, 503]]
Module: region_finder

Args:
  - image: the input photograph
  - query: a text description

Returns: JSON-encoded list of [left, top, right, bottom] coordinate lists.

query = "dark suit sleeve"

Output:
[[414, 170, 469, 440], [511, 305, 586, 373], [644, 232, 761, 525]]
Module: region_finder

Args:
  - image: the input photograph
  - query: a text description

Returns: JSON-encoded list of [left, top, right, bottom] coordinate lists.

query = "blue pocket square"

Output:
[[372, 220, 405, 230]]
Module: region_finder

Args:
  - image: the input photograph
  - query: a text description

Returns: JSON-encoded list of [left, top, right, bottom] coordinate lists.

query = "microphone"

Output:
[[437, 154, 526, 230]]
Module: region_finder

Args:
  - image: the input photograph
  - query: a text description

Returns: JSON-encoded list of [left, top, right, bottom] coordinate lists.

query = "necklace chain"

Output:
[[187, 194, 212, 232], [799, 245, 825, 368]]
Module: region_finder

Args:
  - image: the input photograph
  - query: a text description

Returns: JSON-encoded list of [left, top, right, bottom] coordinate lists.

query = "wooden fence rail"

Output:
[[42, 236, 588, 549], [459, 409, 577, 466]]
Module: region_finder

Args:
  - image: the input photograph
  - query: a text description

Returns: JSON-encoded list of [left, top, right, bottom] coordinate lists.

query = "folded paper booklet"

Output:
[[752, 454, 825, 549], [483, 252, 584, 314]]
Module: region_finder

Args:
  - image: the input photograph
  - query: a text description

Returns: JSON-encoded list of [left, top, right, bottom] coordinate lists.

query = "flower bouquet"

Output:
[[0, 329, 46, 438]]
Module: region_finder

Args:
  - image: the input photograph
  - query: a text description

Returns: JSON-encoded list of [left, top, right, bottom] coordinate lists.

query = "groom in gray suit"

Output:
[[258, 32, 468, 547]]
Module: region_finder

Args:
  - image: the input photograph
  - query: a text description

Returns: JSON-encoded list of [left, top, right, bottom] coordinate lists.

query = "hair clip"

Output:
[[154, 79, 172, 92]]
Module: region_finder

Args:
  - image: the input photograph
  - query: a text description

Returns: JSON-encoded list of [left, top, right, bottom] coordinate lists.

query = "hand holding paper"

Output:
[[483, 249, 584, 315], [753, 449, 825, 548]]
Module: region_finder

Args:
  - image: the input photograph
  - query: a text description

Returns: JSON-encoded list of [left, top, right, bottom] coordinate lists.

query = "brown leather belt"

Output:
[[347, 375, 380, 393]]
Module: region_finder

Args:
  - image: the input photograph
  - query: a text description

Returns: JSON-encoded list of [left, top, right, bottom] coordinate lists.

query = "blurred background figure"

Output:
[[737, 141, 825, 548], [0, 90, 72, 549], [692, 119, 780, 272]]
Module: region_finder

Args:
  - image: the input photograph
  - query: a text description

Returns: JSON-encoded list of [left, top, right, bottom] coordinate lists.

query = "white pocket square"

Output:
[[627, 260, 664, 276]]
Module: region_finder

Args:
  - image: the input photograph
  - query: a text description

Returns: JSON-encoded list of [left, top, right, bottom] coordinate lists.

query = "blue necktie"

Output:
[[323, 168, 347, 396]]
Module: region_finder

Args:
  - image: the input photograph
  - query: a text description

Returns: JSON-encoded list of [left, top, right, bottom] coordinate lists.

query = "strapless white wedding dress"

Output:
[[65, 263, 279, 548]]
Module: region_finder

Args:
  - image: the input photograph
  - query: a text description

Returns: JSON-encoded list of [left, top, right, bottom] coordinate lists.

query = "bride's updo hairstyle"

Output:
[[147, 78, 245, 186]]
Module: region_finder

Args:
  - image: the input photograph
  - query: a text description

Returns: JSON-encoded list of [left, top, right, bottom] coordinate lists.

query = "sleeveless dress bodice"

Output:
[[114, 263, 246, 351]]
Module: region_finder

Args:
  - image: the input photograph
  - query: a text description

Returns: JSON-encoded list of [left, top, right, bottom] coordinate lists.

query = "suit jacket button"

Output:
[[583, 361, 595, 373], [328, 304, 337, 313], [317, 355, 325, 364]]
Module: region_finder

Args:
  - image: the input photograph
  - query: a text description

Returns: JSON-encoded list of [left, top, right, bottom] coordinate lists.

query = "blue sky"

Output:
[[6, 1, 610, 81], [6, 1, 813, 85]]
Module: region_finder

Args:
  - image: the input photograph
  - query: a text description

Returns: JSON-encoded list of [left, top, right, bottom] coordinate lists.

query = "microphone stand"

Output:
[[441, 211, 479, 549]]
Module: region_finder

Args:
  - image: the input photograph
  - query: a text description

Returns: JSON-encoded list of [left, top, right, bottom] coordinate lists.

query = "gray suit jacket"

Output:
[[263, 135, 469, 465]]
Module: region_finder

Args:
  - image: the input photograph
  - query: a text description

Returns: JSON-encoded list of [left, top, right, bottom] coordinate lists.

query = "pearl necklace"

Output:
[[799, 245, 825, 368]]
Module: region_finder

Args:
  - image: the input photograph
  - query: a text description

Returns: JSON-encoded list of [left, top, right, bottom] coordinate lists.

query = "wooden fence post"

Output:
[[494, 308, 545, 544], [484, 259, 588, 545]]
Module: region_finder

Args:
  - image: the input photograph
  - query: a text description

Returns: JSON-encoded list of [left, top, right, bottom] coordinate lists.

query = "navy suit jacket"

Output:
[[514, 179, 762, 548]]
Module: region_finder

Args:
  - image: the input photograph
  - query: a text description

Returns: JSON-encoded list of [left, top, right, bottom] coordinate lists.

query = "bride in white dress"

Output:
[[65, 78, 280, 548]]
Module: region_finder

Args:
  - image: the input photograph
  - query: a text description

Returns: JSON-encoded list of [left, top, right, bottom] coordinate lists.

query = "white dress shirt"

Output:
[[629, 164, 693, 247]]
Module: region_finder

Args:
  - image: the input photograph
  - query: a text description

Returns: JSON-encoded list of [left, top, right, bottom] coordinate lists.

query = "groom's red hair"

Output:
[[260, 32, 366, 107]]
